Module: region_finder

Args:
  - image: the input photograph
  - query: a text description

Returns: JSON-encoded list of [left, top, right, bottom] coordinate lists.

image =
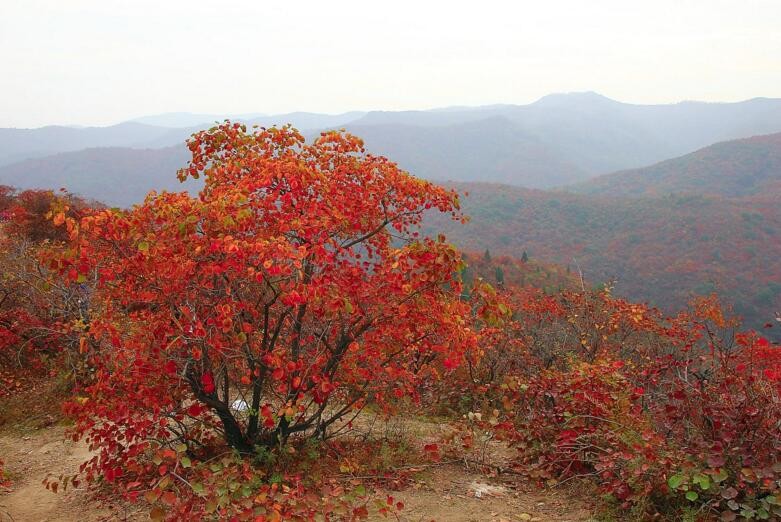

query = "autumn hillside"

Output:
[[429, 183, 781, 337], [573, 132, 781, 198], [459, 250, 579, 295]]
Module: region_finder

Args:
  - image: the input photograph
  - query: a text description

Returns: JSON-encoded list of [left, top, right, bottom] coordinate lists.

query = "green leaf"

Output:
[[668, 474, 685, 490], [76, 273, 87, 283], [686, 491, 699, 501], [191, 482, 205, 496], [694, 473, 711, 490], [180, 457, 191, 468], [138, 241, 150, 253]]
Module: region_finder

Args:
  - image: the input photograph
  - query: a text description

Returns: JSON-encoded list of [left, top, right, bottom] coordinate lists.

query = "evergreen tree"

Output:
[[459, 266, 474, 299], [495, 265, 505, 286], [521, 250, 529, 263]]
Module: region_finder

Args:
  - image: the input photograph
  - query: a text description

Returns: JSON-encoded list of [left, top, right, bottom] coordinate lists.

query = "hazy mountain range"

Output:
[[1, 93, 780, 335], [3, 93, 781, 204], [0, 111, 366, 170]]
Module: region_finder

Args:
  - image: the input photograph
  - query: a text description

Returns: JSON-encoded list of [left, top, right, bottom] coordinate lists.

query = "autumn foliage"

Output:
[[455, 284, 781, 520], [0, 187, 93, 397], [45, 123, 474, 518]]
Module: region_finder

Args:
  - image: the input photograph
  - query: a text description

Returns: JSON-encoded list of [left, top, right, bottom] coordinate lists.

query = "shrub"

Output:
[[55, 124, 475, 518], [0, 188, 92, 387], [478, 289, 781, 519]]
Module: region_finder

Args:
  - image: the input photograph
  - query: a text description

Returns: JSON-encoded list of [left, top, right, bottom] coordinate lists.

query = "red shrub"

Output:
[[55, 124, 474, 519], [0, 188, 93, 387], [481, 289, 781, 519]]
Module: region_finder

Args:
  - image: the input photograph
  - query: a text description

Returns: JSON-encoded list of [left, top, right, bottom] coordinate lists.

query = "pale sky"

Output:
[[1, 0, 780, 128]]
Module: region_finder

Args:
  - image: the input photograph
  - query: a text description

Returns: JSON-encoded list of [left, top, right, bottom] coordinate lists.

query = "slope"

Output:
[[0, 146, 199, 207], [0, 122, 174, 167], [574, 132, 781, 197], [428, 183, 781, 337]]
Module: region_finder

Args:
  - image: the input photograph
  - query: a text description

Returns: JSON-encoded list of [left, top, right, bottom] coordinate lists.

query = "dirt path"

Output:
[[0, 426, 141, 522], [1, 424, 593, 522], [368, 465, 593, 522]]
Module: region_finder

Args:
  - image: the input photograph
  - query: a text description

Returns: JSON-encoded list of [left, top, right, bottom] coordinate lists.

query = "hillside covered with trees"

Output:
[[429, 182, 781, 338], [574, 132, 781, 198]]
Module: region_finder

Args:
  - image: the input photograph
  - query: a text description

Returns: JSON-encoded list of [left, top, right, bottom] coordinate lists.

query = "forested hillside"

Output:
[[429, 183, 781, 337], [460, 250, 578, 294], [574, 132, 781, 197]]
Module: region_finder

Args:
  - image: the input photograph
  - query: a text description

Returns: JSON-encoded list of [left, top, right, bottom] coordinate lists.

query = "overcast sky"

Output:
[[1, 0, 780, 128]]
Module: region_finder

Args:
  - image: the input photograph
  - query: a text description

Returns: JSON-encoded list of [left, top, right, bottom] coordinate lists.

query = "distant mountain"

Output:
[[0, 115, 586, 203], [344, 117, 586, 187], [3, 94, 781, 188], [247, 111, 367, 131], [0, 146, 199, 207], [572, 132, 781, 198], [0, 112, 368, 167], [0, 122, 173, 167], [129, 112, 268, 128], [427, 183, 781, 338], [348, 94, 781, 179]]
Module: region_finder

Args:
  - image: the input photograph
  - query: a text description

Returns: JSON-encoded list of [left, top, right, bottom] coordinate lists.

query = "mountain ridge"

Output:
[[4, 93, 781, 186], [572, 132, 781, 197]]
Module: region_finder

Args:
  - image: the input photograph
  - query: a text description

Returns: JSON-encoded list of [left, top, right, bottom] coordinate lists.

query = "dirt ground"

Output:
[[369, 465, 594, 522], [0, 425, 143, 522], [0, 424, 594, 522]]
